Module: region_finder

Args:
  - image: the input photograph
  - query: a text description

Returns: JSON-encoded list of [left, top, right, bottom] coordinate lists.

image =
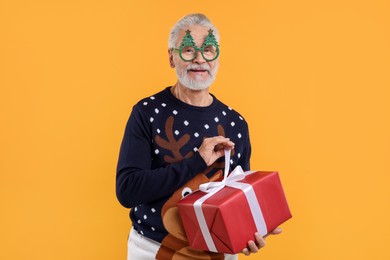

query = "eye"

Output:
[[203, 46, 216, 54], [182, 46, 195, 54], [181, 187, 192, 198], [204, 47, 212, 53]]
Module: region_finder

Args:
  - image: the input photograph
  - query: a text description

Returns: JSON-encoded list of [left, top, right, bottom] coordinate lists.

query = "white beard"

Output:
[[175, 62, 219, 90]]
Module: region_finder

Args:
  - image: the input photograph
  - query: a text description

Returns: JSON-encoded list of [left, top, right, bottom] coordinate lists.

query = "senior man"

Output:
[[116, 13, 281, 260]]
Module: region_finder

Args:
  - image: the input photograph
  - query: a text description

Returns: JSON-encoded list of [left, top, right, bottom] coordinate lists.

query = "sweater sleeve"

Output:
[[237, 122, 252, 171], [116, 105, 208, 208]]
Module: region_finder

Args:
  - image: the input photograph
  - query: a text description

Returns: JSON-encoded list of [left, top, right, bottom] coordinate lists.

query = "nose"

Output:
[[193, 50, 206, 64]]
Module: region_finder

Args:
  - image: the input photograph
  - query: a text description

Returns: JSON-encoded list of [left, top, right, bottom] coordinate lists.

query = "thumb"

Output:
[[214, 148, 225, 159]]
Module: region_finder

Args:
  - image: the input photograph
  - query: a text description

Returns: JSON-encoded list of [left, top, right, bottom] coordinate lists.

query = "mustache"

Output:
[[186, 63, 211, 72]]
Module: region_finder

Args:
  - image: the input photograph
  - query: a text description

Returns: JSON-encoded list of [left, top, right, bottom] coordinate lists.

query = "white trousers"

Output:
[[127, 227, 238, 260]]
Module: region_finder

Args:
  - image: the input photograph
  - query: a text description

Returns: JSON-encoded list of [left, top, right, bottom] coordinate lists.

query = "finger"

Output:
[[264, 227, 282, 239], [270, 227, 282, 235], [223, 141, 235, 149], [207, 136, 231, 146], [214, 141, 235, 151], [241, 248, 250, 256], [247, 240, 259, 253], [254, 233, 266, 247]]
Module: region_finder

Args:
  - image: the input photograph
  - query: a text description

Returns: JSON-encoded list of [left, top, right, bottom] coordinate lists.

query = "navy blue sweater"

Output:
[[116, 87, 251, 243]]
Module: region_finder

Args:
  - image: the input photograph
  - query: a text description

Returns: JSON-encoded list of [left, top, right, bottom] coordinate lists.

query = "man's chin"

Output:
[[181, 80, 212, 91], [186, 85, 209, 91], [176, 71, 215, 90]]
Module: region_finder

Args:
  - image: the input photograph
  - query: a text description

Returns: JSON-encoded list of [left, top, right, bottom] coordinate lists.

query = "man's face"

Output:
[[170, 25, 219, 90]]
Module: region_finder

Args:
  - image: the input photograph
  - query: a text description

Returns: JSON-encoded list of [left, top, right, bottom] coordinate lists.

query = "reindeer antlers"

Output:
[[155, 118, 235, 171], [155, 116, 194, 163]]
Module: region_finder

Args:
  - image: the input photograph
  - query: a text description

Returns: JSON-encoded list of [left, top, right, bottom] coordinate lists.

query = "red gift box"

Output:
[[177, 166, 292, 254]]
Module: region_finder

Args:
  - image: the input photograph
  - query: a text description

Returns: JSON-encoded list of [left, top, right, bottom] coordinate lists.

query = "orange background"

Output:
[[1, 0, 389, 259]]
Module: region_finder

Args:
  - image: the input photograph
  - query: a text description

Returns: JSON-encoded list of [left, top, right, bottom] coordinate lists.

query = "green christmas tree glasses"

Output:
[[172, 29, 220, 62]]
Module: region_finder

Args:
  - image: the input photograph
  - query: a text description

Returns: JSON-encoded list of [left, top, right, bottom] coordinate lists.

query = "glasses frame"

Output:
[[171, 44, 220, 62]]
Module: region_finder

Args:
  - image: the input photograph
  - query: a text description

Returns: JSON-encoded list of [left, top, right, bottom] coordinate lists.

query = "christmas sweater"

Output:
[[116, 87, 251, 258]]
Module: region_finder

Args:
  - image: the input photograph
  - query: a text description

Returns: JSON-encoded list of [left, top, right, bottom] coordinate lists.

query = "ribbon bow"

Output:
[[199, 165, 246, 193], [200, 150, 254, 193]]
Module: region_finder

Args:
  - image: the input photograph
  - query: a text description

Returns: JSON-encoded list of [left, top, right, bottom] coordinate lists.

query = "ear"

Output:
[[168, 49, 175, 68]]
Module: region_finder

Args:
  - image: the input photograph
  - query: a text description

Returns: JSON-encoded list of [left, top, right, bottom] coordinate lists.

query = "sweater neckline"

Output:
[[163, 86, 218, 112]]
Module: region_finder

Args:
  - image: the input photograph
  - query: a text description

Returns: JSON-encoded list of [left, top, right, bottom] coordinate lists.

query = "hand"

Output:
[[241, 227, 282, 256], [198, 136, 235, 166]]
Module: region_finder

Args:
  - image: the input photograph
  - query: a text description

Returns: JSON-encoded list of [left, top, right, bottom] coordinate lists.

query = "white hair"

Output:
[[168, 13, 220, 49]]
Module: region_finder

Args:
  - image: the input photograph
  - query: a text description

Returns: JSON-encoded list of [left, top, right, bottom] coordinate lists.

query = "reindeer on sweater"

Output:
[[154, 116, 233, 260]]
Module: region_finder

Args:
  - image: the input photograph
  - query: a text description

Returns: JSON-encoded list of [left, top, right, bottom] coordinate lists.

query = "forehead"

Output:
[[177, 25, 210, 45]]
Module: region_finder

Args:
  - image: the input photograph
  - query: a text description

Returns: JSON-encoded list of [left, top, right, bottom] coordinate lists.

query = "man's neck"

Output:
[[171, 82, 213, 107]]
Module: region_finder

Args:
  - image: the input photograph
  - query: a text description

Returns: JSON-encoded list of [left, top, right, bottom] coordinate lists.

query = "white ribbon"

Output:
[[193, 150, 267, 252]]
